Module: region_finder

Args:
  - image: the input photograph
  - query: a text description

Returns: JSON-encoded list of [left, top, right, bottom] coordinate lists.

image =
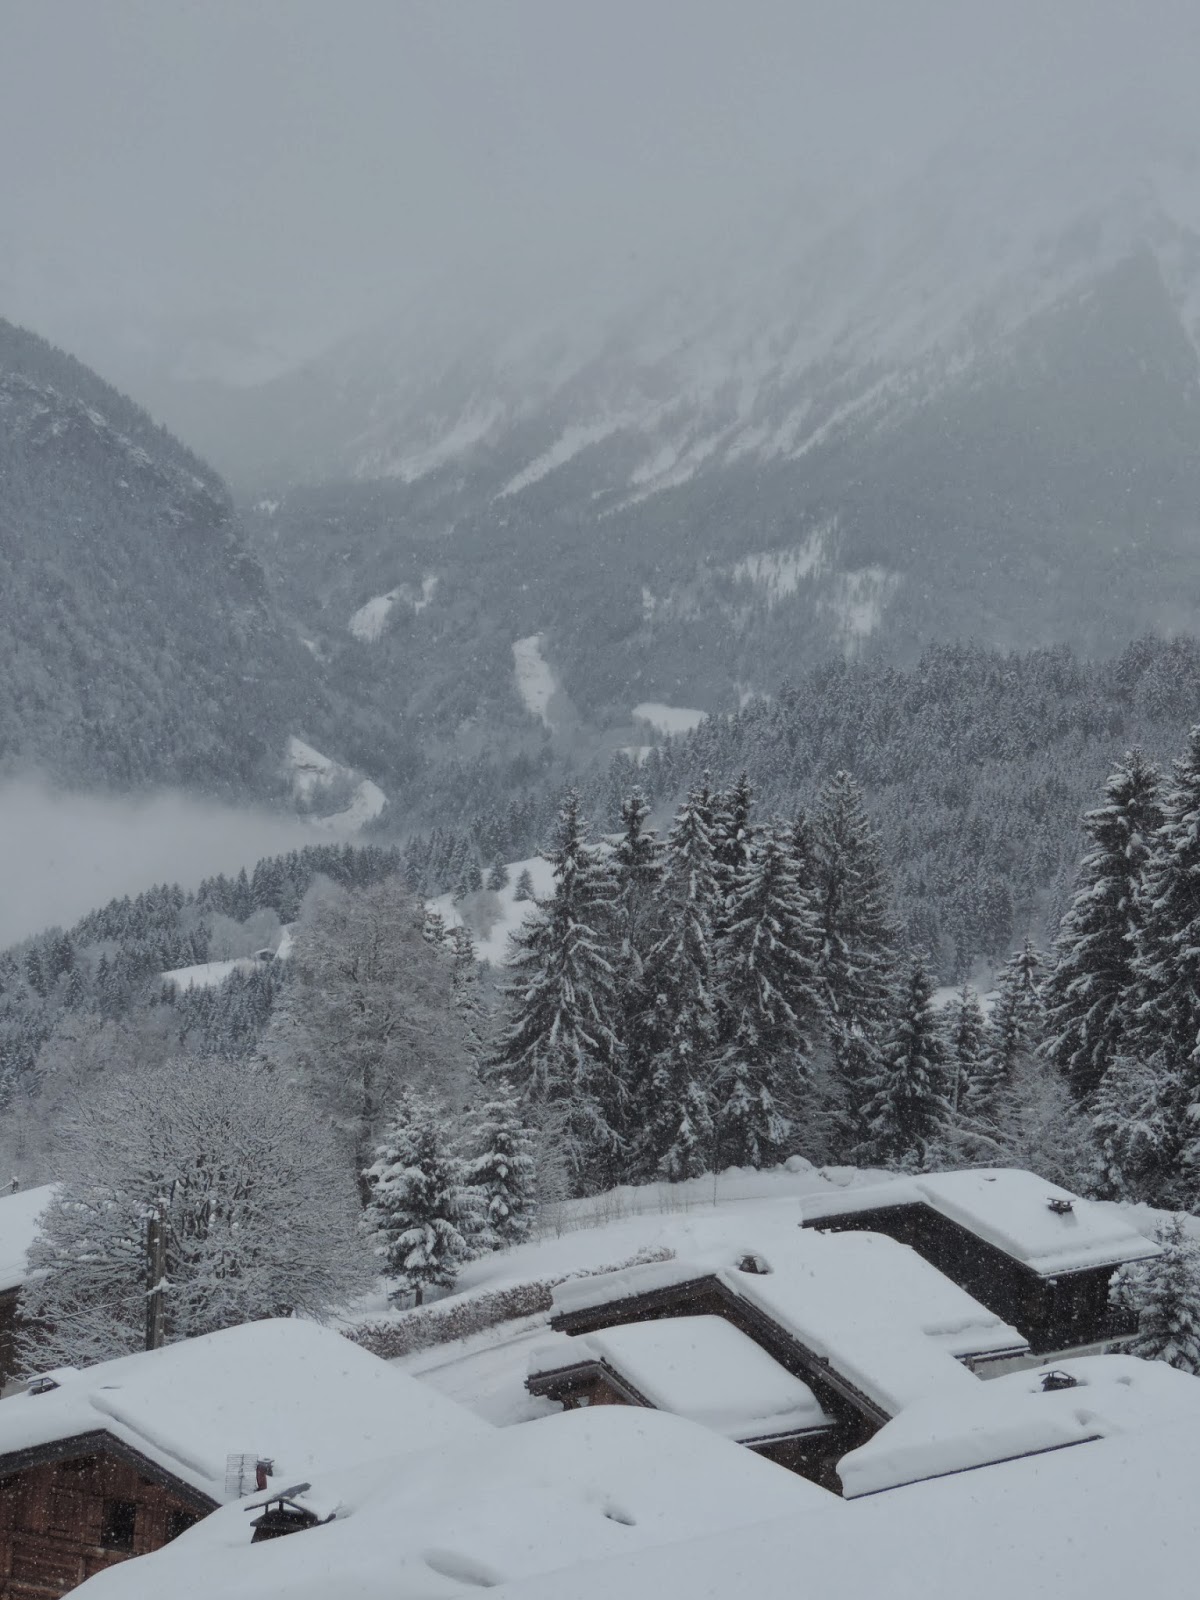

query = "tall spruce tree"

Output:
[[859, 958, 950, 1169], [466, 1080, 538, 1248], [637, 787, 721, 1179], [977, 940, 1044, 1107], [715, 829, 823, 1169], [364, 1093, 479, 1305], [488, 792, 622, 1189], [1124, 728, 1200, 1205], [813, 772, 898, 1153], [1111, 1216, 1200, 1374], [1044, 751, 1162, 1101], [944, 982, 987, 1116], [610, 789, 666, 1126]]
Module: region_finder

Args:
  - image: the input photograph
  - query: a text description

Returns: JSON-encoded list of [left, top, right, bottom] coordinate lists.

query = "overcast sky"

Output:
[[1, 0, 1198, 382]]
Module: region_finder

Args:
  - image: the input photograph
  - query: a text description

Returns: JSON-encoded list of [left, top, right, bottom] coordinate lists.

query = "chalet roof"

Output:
[[462, 1416, 1200, 1600], [551, 1223, 1027, 1417], [837, 1353, 1200, 1497], [67, 1405, 833, 1600], [528, 1314, 835, 1440], [0, 1317, 487, 1502], [0, 1182, 55, 1293], [800, 1168, 1160, 1277]]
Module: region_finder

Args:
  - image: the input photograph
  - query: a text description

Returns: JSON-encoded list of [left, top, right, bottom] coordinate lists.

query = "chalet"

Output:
[[534, 1225, 1029, 1488], [0, 1317, 486, 1600], [0, 1187, 55, 1394], [63, 1406, 830, 1600], [800, 1168, 1160, 1354]]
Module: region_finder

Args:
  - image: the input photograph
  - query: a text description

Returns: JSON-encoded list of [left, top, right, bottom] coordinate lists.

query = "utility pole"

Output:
[[144, 1203, 167, 1351]]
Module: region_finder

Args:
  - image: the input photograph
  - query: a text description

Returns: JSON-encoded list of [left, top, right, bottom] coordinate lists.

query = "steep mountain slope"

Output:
[[204, 136, 1200, 773], [0, 319, 345, 797]]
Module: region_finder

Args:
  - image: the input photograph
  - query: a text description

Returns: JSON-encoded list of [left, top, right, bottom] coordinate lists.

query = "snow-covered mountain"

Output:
[[204, 131, 1200, 766]]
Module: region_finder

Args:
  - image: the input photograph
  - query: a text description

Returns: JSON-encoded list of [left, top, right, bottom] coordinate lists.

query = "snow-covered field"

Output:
[[632, 701, 707, 736], [512, 634, 557, 726], [429, 853, 556, 965], [348, 577, 438, 642], [284, 736, 387, 832]]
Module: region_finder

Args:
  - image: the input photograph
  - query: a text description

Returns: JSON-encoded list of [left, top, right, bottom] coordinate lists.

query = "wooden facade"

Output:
[[527, 1353, 847, 1492], [0, 1434, 213, 1600], [0, 1290, 20, 1395], [800, 1205, 1136, 1354]]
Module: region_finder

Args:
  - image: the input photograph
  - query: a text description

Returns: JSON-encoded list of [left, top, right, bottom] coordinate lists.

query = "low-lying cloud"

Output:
[[0, 779, 318, 946]]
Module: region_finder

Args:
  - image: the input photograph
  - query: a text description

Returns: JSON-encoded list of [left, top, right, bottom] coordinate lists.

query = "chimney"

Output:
[[256, 1459, 274, 1492]]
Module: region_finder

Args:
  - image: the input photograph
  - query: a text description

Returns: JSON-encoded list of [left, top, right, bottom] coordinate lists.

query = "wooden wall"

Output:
[[0, 1291, 20, 1393], [0, 1449, 207, 1599]]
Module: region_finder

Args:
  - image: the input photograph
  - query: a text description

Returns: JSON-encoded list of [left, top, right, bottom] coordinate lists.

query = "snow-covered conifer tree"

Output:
[[1091, 1050, 1178, 1201], [488, 792, 622, 1188], [1123, 729, 1200, 1205], [636, 787, 722, 1178], [976, 940, 1044, 1107], [487, 862, 510, 892], [364, 1093, 479, 1304], [464, 1079, 537, 1248], [513, 867, 535, 902], [944, 982, 987, 1115], [859, 958, 949, 1168], [1111, 1216, 1200, 1374], [1043, 751, 1161, 1101], [813, 772, 898, 1152], [715, 829, 823, 1169], [610, 788, 666, 1119]]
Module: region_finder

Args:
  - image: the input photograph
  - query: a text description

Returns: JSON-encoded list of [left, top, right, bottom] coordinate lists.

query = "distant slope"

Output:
[[218, 140, 1200, 776], [0, 317, 336, 797]]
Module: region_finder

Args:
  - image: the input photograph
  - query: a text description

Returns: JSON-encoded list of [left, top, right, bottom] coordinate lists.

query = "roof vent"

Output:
[[27, 1376, 60, 1396], [735, 1252, 771, 1276], [1040, 1369, 1080, 1392], [1046, 1197, 1074, 1215]]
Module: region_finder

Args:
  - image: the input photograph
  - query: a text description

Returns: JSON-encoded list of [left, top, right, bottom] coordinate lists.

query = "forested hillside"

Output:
[[396, 636, 1200, 979], [0, 318, 333, 796]]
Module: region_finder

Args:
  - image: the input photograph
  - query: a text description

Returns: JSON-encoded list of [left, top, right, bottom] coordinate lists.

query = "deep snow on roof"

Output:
[[0, 1318, 487, 1501], [491, 1415, 1200, 1600], [801, 1168, 1160, 1276], [0, 1183, 54, 1293], [70, 1405, 832, 1600], [552, 1219, 1026, 1416], [838, 1353, 1200, 1497], [529, 1314, 834, 1439]]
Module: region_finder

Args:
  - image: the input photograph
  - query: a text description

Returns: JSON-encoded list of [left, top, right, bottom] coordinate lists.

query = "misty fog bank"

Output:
[[0, 780, 319, 946]]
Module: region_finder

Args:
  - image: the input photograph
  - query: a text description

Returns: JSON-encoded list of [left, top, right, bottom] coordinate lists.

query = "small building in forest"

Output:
[[0, 1317, 486, 1599], [799, 1169, 1160, 1355], [0, 1186, 55, 1394]]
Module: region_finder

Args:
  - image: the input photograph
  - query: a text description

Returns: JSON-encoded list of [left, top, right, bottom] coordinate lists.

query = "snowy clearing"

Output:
[[732, 524, 830, 601], [429, 853, 556, 965], [349, 577, 438, 642], [284, 736, 387, 833], [632, 701, 708, 735], [512, 635, 558, 726]]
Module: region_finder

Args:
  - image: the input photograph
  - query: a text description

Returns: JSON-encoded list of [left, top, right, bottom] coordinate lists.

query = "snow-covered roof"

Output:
[[0, 1318, 487, 1502], [0, 1183, 55, 1293], [838, 1352, 1200, 1497], [528, 1315, 835, 1440], [70, 1405, 832, 1600], [481, 1417, 1200, 1600], [551, 1224, 1026, 1418], [800, 1168, 1160, 1277]]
